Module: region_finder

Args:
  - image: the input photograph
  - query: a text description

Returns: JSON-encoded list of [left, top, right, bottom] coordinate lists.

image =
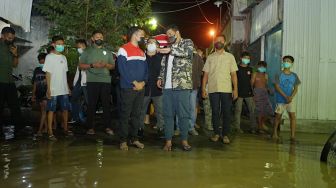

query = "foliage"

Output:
[[34, 0, 152, 74]]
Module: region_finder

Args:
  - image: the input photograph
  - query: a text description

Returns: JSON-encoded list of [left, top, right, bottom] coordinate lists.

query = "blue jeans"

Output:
[[163, 89, 191, 141], [47, 95, 70, 112], [189, 89, 198, 130], [209, 92, 233, 136], [71, 84, 88, 122], [140, 96, 164, 129]]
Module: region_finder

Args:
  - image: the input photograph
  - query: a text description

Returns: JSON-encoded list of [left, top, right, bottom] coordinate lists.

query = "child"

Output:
[[251, 61, 273, 134], [273, 55, 301, 141], [234, 51, 257, 133], [32, 53, 48, 137], [43, 35, 72, 141]]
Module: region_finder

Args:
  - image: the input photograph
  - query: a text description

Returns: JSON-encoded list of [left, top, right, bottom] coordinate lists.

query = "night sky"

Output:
[[152, 0, 229, 49]]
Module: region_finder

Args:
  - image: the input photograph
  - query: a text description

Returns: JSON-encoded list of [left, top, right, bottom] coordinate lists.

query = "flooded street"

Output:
[[1, 131, 335, 188]]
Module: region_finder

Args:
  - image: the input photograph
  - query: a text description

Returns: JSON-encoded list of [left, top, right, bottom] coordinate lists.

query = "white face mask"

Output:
[[77, 48, 84, 54], [147, 43, 157, 53]]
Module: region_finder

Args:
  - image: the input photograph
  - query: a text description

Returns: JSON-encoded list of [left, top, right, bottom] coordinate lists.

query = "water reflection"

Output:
[[0, 133, 335, 188]]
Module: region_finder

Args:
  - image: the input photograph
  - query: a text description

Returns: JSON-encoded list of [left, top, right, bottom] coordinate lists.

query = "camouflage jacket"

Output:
[[158, 38, 194, 90]]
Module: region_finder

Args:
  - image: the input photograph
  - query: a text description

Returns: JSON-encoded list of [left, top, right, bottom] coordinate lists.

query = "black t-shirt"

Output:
[[237, 65, 253, 98], [145, 53, 163, 97], [32, 67, 47, 99]]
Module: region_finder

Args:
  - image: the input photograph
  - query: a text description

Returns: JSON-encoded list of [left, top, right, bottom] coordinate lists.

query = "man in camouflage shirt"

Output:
[[157, 25, 193, 151]]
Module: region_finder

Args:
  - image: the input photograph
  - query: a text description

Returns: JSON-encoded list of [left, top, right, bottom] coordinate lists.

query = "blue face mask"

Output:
[[38, 64, 44, 69], [242, 58, 250, 65], [258, 67, 266, 73], [55, 45, 65, 53], [282, 61, 292, 69]]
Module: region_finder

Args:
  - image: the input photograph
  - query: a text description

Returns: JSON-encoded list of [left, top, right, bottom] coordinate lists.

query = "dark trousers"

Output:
[[71, 84, 88, 122], [0, 83, 22, 127], [86, 82, 111, 130], [119, 88, 144, 142], [209, 92, 233, 136]]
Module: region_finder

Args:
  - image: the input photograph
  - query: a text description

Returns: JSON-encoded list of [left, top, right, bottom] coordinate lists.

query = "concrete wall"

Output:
[[13, 16, 51, 85]]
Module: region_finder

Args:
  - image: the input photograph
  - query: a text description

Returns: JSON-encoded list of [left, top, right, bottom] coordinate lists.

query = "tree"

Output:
[[34, 0, 152, 73]]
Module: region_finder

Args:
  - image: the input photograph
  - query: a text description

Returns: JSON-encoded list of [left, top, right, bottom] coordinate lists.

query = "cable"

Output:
[[153, 0, 197, 4], [152, 0, 210, 14], [195, 0, 214, 24]]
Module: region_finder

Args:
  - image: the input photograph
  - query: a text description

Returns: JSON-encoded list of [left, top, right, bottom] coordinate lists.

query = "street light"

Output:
[[214, 0, 223, 32], [148, 18, 158, 30], [209, 29, 215, 45]]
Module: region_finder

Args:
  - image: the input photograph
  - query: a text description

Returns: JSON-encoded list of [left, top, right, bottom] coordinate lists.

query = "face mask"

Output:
[[168, 35, 177, 44], [282, 61, 292, 69], [77, 48, 84, 54], [38, 64, 44, 69], [4, 40, 14, 45], [147, 43, 157, 52], [138, 37, 146, 45], [242, 58, 250, 64], [94, 39, 103, 46], [55, 45, 65, 53], [258, 67, 266, 73], [214, 42, 225, 50]]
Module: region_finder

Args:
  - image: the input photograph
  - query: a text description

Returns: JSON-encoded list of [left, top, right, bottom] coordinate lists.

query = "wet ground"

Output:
[[1, 121, 335, 188]]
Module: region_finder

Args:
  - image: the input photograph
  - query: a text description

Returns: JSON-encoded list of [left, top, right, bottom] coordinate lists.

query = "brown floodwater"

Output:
[[0, 132, 335, 188]]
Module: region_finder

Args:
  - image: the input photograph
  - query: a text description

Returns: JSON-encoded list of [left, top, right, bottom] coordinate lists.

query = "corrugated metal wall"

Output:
[[282, 0, 336, 120]]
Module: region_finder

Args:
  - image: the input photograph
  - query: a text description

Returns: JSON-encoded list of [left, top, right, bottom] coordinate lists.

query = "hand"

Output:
[[232, 89, 238, 100], [286, 96, 292, 103], [157, 79, 163, 89], [46, 90, 51, 99], [202, 89, 208, 99], [10, 46, 18, 57], [157, 48, 171, 54], [32, 95, 36, 103], [94, 61, 106, 68], [133, 81, 144, 91]]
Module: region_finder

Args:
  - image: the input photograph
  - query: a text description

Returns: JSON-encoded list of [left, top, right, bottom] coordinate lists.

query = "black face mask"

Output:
[[4, 40, 14, 46], [168, 35, 176, 44], [94, 39, 103, 46], [138, 37, 145, 45], [214, 42, 225, 50]]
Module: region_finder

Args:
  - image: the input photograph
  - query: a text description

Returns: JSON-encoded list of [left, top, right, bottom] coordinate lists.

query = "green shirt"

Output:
[[80, 46, 114, 83], [0, 40, 14, 83]]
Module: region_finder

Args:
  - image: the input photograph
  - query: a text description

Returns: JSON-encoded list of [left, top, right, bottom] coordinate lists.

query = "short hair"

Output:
[[283, 55, 294, 63], [37, 53, 47, 61], [92, 30, 103, 36], [257, 61, 267, 67], [241, 51, 250, 57], [166, 24, 179, 32], [1, 27, 15, 35], [216, 35, 226, 41], [52, 35, 64, 43], [147, 37, 159, 45], [127, 26, 143, 42], [75, 39, 87, 46]]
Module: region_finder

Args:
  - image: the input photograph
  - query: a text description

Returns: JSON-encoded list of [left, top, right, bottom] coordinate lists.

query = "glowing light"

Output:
[[209, 29, 215, 37]]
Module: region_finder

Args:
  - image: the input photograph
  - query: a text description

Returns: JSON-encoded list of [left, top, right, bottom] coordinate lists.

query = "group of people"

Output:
[[0, 25, 301, 151]]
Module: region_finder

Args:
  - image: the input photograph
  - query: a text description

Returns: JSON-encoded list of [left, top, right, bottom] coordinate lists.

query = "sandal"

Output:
[[182, 145, 192, 151], [210, 135, 220, 142], [105, 128, 114, 136], [48, 135, 57, 141], [163, 144, 172, 151], [131, 141, 144, 149], [86, 129, 95, 135], [120, 142, 129, 151], [64, 130, 73, 136]]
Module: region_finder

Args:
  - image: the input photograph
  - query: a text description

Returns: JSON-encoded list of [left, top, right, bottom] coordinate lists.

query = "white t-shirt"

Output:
[[73, 67, 87, 87], [165, 55, 174, 89], [43, 53, 69, 96]]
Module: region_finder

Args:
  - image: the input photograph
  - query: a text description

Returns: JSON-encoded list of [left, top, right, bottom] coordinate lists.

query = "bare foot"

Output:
[[120, 142, 129, 151], [210, 134, 220, 142], [131, 141, 144, 149]]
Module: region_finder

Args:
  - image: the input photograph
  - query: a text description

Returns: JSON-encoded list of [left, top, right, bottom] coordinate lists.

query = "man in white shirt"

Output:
[[43, 35, 71, 141]]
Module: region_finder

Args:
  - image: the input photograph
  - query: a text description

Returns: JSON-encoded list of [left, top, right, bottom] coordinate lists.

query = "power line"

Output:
[[195, 0, 214, 24], [152, 0, 210, 14], [153, 0, 197, 4]]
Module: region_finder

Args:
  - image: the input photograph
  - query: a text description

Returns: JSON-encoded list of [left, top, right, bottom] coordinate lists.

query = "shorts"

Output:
[[46, 95, 70, 112], [275, 103, 295, 114]]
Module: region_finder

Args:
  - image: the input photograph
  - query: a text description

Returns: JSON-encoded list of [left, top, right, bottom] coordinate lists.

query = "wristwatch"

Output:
[[90, 64, 94, 68]]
